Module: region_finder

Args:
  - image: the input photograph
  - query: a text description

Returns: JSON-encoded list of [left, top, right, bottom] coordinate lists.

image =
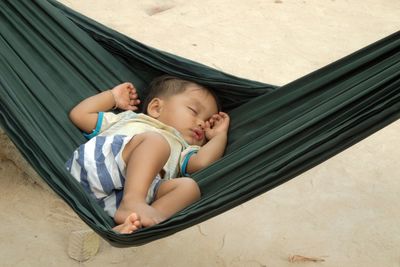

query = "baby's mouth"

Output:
[[192, 129, 204, 141]]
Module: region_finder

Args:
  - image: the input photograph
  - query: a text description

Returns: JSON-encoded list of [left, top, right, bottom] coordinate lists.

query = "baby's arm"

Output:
[[186, 112, 230, 174], [69, 83, 140, 133]]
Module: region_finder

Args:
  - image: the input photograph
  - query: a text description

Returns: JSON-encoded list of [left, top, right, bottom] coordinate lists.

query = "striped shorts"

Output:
[[66, 135, 163, 217]]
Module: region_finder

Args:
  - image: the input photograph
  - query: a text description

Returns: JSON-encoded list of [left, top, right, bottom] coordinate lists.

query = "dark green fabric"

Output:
[[0, 0, 399, 246]]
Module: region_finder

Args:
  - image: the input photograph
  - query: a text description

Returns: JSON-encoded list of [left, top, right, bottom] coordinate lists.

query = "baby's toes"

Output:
[[123, 225, 137, 234]]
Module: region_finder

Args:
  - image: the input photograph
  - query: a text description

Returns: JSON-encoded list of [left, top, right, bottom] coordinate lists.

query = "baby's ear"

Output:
[[146, 98, 163, 118]]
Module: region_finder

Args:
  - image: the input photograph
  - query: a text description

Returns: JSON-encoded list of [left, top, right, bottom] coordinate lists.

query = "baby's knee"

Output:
[[179, 178, 201, 200]]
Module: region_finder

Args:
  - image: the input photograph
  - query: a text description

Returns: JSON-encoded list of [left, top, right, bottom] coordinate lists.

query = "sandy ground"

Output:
[[0, 0, 399, 266]]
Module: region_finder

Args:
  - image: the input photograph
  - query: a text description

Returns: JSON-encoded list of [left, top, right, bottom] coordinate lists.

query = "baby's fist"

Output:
[[205, 112, 230, 140], [111, 82, 140, 111]]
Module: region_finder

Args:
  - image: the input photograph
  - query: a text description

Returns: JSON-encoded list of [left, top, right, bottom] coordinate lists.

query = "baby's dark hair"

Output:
[[142, 75, 221, 114]]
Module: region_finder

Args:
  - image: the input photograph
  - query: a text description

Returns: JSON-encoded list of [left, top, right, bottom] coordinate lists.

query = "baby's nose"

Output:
[[198, 120, 205, 128]]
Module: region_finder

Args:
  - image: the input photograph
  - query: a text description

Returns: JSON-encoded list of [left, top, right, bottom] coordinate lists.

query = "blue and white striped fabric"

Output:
[[66, 134, 161, 217]]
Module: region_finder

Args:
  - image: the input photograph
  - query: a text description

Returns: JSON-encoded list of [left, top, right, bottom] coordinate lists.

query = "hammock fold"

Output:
[[0, 0, 399, 246]]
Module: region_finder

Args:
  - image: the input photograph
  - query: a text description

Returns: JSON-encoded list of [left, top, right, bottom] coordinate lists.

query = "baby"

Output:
[[67, 75, 229, 233]]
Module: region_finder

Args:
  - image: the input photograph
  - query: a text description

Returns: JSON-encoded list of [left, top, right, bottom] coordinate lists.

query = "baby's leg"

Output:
[[151, 177, 201, 219], [114, 132, 170, 228]]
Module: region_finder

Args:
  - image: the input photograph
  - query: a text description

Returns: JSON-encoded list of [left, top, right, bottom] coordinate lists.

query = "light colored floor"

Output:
[[0, 0, 399, 266]]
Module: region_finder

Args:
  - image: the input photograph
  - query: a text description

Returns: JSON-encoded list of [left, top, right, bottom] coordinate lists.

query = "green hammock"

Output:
[[1, 0, 399, 247]]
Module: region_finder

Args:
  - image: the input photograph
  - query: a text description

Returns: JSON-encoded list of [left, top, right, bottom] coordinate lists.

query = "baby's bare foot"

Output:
[[113, 213, 142, 234], [134, 203, 166, 227], [115, 202, 166, 228]]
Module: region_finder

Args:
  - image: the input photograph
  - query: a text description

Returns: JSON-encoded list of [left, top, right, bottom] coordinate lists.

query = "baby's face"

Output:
[[157, 85, 218, 146]]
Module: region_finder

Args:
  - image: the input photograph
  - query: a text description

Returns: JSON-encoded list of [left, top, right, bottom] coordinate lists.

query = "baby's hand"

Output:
[[205, 112, 230, 140], [111, 82, 140, 111]]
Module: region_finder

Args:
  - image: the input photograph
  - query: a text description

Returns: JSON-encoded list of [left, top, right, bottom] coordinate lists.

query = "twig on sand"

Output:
[[288, 254, 325, 263]]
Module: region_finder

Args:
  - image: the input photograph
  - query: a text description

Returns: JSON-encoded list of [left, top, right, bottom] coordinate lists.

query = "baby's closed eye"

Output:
[[187, 106, 198, 114]]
